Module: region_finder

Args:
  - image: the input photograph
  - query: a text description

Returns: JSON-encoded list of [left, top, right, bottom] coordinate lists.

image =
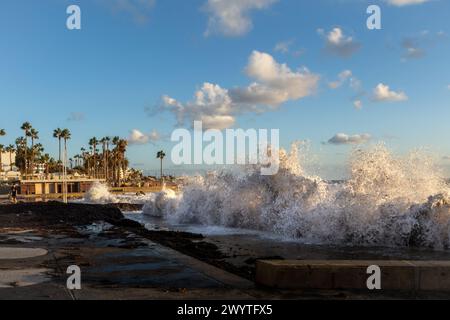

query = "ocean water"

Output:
[[83, 143, 450, 251]]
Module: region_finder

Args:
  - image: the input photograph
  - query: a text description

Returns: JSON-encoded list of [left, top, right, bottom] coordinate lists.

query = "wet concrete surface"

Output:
[[2, 203, 450, 300]]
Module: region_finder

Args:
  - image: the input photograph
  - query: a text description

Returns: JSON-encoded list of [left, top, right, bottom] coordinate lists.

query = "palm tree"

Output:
[[100, 137, 111, 181], [15, 137, 26, 172], [0, 129, 5, 173], [61, 129, 71, 165], [157, 150, 166, 185], [5, 145, 15, 171], [61, 129, 71, 203], [29, 128, 39, 176], [21, 122, 32, 176], [53, 128, 63, 163], [112, 136, 120, 184], [89, 137, 98, 178], [0, 144, 4, 173], [40, 153, 50, 177], [117, 139, 128, 186]]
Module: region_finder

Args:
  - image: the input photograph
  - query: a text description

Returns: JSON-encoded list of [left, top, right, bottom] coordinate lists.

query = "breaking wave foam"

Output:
[[143, 143, 450, 250], [83, 182, 155, 204]]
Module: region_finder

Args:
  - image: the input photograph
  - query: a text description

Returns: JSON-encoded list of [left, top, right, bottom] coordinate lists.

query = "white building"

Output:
[[0, 151, 19, 181]]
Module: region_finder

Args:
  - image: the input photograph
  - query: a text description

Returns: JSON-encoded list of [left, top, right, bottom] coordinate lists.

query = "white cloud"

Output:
[[353, 100, 363, 110], [162, 83, 236, 130], [447, 85, 450, 90], [328, 70, 353, 89], [274, 40, 294, 54], [231, 51, 319, 106], [327, 133, 371, 145], [319, 27, 361, 57], [101, 0, 156, 24], [160, 51, 319, 130], [128, 129, 161, 145], [372, 83, 408, 102], [386, 0, 431, 7], [204, 0, 277, 37]]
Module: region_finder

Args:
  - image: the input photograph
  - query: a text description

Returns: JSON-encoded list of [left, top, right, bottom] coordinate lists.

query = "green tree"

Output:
[[157, 150, 166, 185]]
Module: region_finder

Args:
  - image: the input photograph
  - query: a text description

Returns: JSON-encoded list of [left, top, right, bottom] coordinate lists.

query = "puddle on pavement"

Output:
[[0, 247, 48, 260]]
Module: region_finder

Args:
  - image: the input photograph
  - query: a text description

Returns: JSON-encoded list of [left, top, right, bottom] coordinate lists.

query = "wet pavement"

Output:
[[2, 203, 450, 300], [0, 224, 255, 300]]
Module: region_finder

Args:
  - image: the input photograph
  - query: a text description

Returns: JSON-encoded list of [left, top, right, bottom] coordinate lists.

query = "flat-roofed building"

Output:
[[19, 177, 105, 197]]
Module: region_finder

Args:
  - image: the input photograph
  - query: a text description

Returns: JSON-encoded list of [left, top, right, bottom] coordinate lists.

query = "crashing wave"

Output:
[[84, 182, 119, 204], [143, 143, 450, 249]]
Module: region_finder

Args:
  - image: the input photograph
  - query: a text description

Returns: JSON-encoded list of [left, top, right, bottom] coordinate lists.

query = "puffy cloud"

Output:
[[100, 0, 156, 24], [372, 83, 408, 102], [327, 133, 371, 145], [162, 83, 236, 130], [230, 51, 319, 106], [204, 0, 277, 37], [318, 27, 361, 58], [128, 129, 161, 145], [386, 0, 430, 6], [160, 51, 319, 130]]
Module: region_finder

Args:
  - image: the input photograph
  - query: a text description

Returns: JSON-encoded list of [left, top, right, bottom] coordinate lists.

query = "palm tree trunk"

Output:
[[58, 138, 61, 162], [24, 137, 28, 177], [160, 158, 163, 185], [31, 138, 34, 178]]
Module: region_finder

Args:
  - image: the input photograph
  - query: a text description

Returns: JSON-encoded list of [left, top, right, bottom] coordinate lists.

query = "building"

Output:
[[0, 151, 19, 181], [19, 177, 105, 197]]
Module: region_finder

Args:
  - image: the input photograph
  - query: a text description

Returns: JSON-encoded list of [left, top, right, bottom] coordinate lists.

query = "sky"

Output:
[[0, 0, 449, 179]]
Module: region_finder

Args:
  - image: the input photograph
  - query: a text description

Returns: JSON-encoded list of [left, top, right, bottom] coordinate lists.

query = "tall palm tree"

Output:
[[89, 137, 98, 178], [61, 129, 71, 164], [21, 122, 32, 176], [0, 130, 5, 173], [15, 137, 26, 172], [53, 128, 63, 163], [61, 129, 71, 203], [157, 150, 166, 185], [112, 136, 120, 184], [100, 137, 111, 181], [5, 145, 15, 171], [29, 128, 39, 176], [117, 139, 128, 186], [0, 144, 4, 173]]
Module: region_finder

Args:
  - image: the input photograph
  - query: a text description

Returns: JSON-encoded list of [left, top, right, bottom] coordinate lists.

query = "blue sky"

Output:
[[0, 0, 449, 178]]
